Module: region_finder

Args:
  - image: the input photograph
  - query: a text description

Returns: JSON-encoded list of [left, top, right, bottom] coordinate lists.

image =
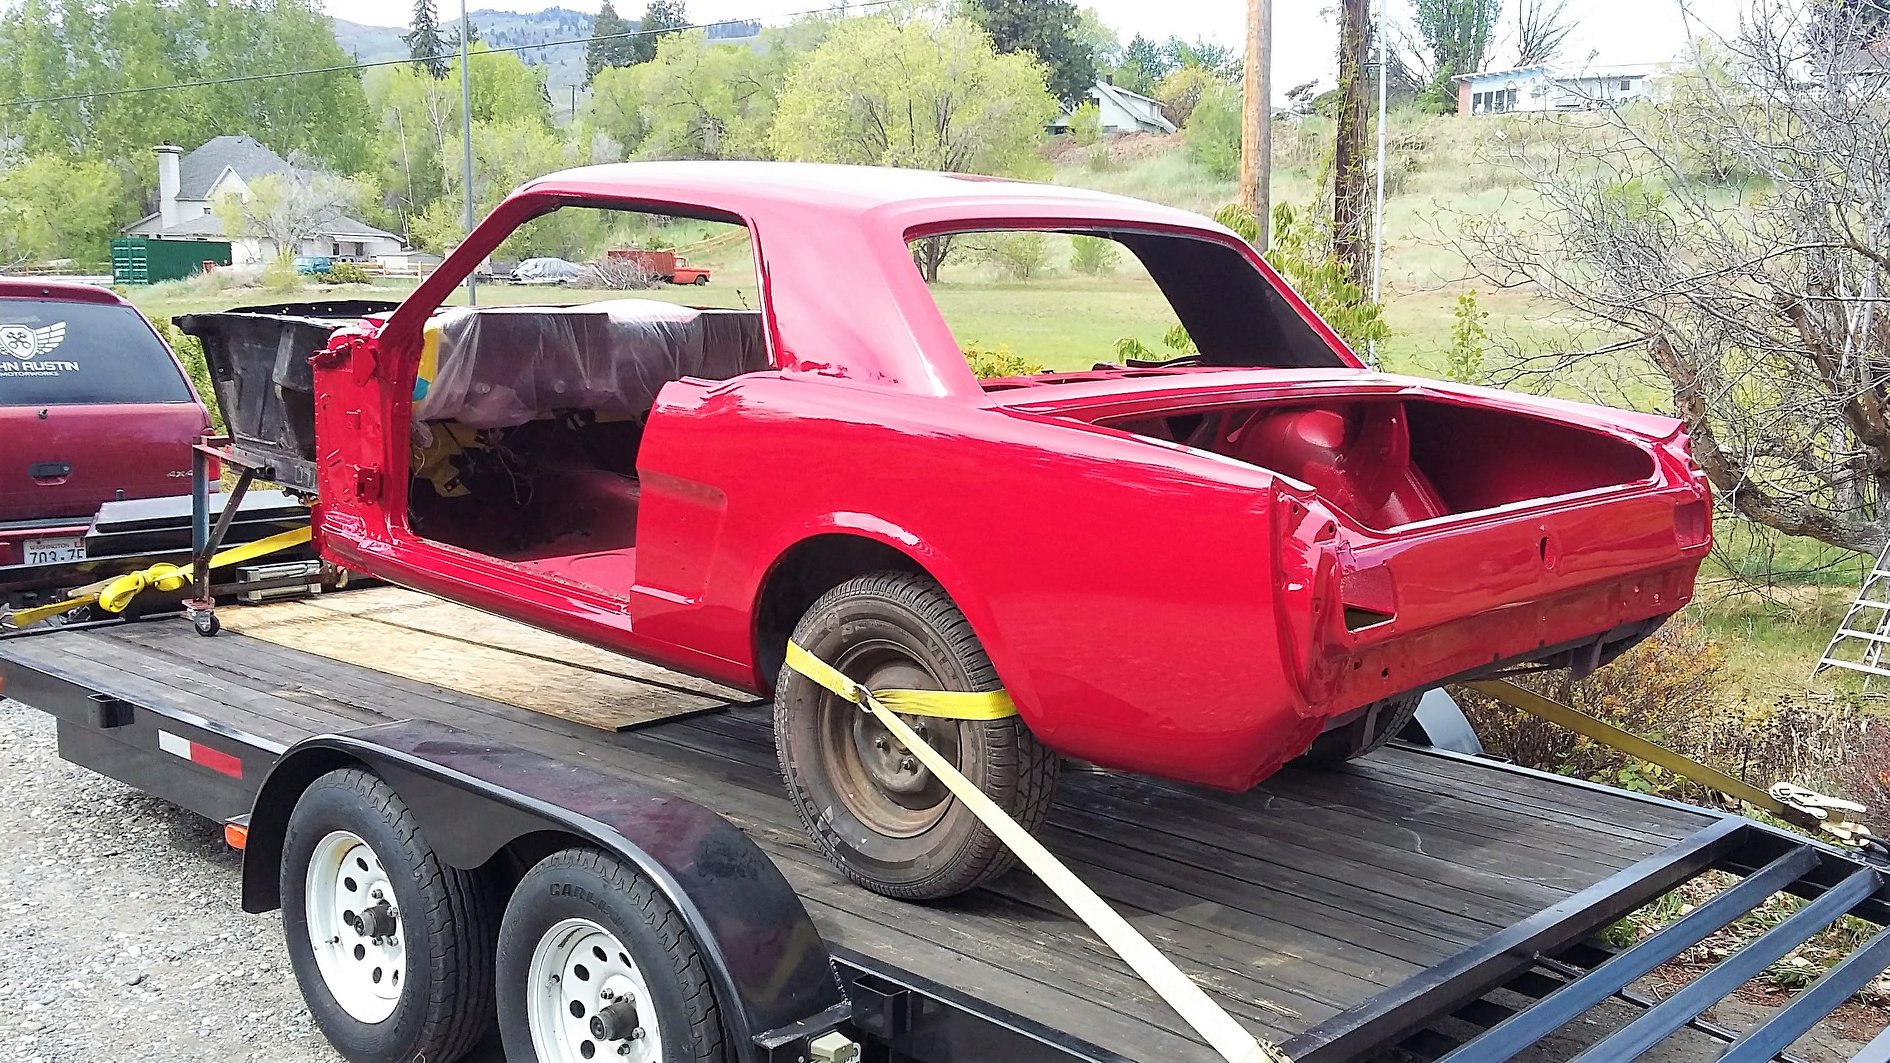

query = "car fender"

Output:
[[751, 512, 1041, 721]]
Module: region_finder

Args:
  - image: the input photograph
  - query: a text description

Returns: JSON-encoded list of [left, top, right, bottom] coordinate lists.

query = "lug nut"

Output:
[[900, 756, 916, 771], [371, 889, 384, 900], [601, 988, 615, 1001], [630, 1027, 645, 1040], [873, 736, 888, 750]]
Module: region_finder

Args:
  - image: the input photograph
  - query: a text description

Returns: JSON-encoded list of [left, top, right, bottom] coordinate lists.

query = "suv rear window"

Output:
[[0, 299, 192, 406]]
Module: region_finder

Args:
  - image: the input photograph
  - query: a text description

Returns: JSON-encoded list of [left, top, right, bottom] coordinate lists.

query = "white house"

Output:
[[123, 137, 404, 265], [1050, 81, 1178, 136], [1455, 64, 1661, 116]]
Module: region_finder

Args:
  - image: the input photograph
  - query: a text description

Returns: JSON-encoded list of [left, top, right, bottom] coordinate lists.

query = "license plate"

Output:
[[23, 536, 85, 565]]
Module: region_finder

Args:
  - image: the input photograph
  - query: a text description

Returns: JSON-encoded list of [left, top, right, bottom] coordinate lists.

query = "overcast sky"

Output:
[[317, 0, 1745, 98]]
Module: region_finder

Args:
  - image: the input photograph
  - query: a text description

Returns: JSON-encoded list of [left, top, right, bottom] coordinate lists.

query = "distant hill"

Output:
[[330, 8, 761, 112]]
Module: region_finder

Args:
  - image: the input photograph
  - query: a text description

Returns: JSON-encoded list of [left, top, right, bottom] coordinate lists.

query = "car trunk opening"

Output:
[[1101, 396, 1657, 532]]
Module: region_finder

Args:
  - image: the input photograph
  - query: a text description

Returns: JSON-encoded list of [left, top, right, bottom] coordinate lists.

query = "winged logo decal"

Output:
[[0, 322, 66, 362]]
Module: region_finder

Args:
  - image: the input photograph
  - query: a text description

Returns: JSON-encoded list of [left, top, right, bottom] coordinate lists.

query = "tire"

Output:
[[282, 768, 497, 1063], [691, 274, 709, 286], [496, 848, 726, 1063], [774, 570, 1059, 900], [1298, 692, 1424, 768]]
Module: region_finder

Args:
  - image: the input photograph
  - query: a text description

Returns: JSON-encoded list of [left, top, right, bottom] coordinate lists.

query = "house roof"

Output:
[[176, 135, 299, 199], [1454, 62, 1662, 83], [1095, 81, 1177, 133], [124, 210, 401, 242]]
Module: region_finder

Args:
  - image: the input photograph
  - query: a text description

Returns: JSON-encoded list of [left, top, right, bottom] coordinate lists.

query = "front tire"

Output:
[[282, 767, 498, 1063], [774, 571, 1059, 900], [496, 848, 726, 1063]]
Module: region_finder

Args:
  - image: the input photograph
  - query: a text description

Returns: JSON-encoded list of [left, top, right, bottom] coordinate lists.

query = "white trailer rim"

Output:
[[527, 917, 661, 1062], [304, 829, 406, 1023]]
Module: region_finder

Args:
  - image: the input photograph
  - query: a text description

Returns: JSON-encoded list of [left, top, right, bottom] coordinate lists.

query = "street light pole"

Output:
[[459, 0, 477, 304]]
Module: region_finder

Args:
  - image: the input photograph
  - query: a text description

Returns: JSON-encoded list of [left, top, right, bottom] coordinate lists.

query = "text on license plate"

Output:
[[23, 536, 85, 565]]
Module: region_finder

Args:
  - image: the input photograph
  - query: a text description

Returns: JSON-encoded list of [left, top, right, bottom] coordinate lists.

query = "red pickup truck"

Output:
[[0, 280, 211, 593], [190, 162, 1711, 900]]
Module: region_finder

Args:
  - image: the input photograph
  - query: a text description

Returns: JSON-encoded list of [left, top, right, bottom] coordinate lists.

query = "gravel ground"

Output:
[[0, 697, 341, 1063], [0, 694, 1879, 1063]]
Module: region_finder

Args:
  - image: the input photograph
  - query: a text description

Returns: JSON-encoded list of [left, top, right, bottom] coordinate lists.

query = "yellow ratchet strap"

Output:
[[1468, 679, 1881, 850], [785, 639, 1290, 1063], [783, 640, 1018, 720], [3, 525, 313, 630]]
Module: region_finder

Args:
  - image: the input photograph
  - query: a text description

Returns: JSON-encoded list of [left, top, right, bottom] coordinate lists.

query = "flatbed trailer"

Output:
[[2, 603, 1887, 1063]]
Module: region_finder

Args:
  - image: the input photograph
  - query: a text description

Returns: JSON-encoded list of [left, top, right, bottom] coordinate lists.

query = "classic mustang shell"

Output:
[[284, 162, 1710, 896]]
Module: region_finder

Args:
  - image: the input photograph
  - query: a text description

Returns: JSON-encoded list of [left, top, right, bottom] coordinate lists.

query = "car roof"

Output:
[[518, 161, 1216, 229], [0, 278, 133, 307]]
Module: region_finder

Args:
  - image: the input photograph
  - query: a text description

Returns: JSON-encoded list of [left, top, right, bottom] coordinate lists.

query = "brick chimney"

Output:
[[155, 145, 182, 229]]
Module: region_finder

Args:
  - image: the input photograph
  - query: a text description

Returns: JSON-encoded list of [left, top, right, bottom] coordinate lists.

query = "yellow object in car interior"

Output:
[[784, 639, 1290, 1063], [2, 525, 313, 630]]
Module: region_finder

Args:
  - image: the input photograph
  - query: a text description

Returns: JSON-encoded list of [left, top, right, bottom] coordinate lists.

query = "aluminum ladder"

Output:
[[1814, 537, 1890, 685]]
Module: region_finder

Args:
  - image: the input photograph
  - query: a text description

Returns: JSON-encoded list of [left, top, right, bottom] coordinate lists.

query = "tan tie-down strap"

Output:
[[785, 639, 1292, 1063]]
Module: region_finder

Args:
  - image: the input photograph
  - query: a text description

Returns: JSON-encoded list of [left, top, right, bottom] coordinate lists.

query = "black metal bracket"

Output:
[[86, 692, 133, 729]]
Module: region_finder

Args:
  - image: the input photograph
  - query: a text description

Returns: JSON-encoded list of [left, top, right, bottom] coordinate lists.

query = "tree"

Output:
[[1452, 2, 1890, 553], [1514, 0, 1575, 67], [966, 0, 1098, 105], [626, 0, 688, 65], [405, 0, 450, 78], [1333, 0, 1371, 286], [1183, 82, 1241, 180], [1153, 65, 1220, 128], [214, 171, 365, 259], [586, 0, 635, 85], [770, 14, 1058, 281], [1412, 0, 1501, 111], [0, 155, 128, 266], [1118, 34, 1167, 93], [633, 29, 781, 159]]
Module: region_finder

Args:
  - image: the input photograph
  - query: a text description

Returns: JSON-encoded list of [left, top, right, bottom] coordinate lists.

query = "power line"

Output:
[[0, 0, 896, 109]]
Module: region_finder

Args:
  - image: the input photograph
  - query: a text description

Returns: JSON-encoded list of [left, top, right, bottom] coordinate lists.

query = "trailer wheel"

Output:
[[497, 847, 726, 1063], [282, 768, 497, 1063], [1298, 692, 1424, 767], [775, 571, 1059, 900]]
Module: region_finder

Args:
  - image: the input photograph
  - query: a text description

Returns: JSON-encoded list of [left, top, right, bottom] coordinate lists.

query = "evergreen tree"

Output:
[[585, 0, 633, 85], [404, 0, 449, 79], [969, 0, 1098, 105], [625, 0, 688, 65]]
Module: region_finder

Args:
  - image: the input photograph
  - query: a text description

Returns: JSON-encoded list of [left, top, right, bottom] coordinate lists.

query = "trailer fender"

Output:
[[242, 719, 849, 1059]]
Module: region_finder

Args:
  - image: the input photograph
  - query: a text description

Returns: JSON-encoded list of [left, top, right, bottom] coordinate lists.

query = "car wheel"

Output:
[[282, 768, 498, 1063], [1297, 692, 1424, 767], [775, 570, 1059, 900], [496, 847, 726, 1063]]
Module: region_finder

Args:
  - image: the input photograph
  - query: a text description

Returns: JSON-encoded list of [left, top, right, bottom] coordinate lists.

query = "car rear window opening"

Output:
[[0, 300, 193, 407]]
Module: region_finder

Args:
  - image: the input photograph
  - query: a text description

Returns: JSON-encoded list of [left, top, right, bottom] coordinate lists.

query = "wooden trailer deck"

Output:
[[0, 606, 1729, 1062]]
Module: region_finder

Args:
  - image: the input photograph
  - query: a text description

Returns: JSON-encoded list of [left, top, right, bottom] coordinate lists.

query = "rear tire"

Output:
[[281, 768, 497, 1063], [496, 847, 727, 1063], [774, 570, 1059, 900], [1298, 693, 1423, 767]]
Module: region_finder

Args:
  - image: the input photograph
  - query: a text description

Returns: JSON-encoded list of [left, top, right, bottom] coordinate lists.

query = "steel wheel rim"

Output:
[[304, 829, 406, 1024], [527, 917, 661, 1063], [816, 637, 963, 838]]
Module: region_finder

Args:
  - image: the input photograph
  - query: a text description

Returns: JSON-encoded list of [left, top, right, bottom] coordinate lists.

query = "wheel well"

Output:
[[753, 533, 922, 694]]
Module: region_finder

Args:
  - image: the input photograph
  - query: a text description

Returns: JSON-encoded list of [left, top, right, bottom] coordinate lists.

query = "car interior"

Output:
[[405, 209, 767, 596]]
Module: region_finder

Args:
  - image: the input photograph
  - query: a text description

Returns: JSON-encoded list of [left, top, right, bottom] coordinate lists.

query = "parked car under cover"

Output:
[[187, 161, 1713, 901], [0, 280, 212, 592]]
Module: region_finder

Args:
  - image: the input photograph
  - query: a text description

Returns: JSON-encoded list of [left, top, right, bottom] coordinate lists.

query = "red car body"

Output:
[[306, 162, 1711, 790], [0, 280, 210, 581]]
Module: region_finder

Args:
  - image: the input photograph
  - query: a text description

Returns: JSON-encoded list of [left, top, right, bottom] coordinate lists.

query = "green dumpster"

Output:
[[111, 237, 234, 285]]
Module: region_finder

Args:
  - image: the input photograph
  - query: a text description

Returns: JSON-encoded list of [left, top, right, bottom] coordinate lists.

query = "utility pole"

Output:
[[1369, 0, 1390, 367], [1239, 0, 1271, 249], [459, 0, 477, 304], [1333, 0, 1371, 288]]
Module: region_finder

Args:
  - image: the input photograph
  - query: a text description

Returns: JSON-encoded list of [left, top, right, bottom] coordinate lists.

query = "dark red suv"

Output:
[[0, 280, 212, 581]]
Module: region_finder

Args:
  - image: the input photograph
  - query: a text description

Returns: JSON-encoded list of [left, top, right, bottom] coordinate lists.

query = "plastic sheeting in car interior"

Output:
[[413, 298, 769, 429]]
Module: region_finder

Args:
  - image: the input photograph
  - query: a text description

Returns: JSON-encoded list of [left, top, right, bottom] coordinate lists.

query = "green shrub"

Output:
[[1184, 81, 1243, 182], [1446, 290, 1488, 383], [1067, 101, 1103, 146], [317, 260, 373, 285], [963, 341, 1043, 379], [156, 322, 225, 433], [980, 232, 1050, 280], [262, 254, 302, 293], [1069, 235, 1120, 275]]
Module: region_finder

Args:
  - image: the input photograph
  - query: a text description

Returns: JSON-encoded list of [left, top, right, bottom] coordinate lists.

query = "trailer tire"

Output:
[[496, 847, 727, 1063], [281, 767, 498, 1063], [775, 570, 1059, 900], [1298, 692, 1424, 767]]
